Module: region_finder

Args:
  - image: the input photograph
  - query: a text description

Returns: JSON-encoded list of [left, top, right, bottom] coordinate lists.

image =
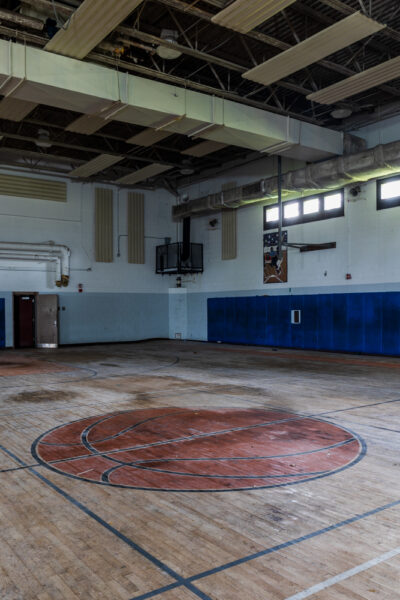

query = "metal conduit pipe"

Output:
[[173, 141, 400, 219], [0, 243, 70, 286], [0, 253, 61, 281]]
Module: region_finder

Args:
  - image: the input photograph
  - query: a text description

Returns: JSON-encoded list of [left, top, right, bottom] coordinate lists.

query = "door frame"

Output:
[[12, 292, 38, 349]]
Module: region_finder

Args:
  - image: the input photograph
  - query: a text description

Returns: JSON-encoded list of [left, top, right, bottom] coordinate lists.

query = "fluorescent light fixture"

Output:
[[308, 55, 400, 105], [116, 163, 173, 185], [266, 206, 279, 222], [45, 0, 144, 59], [380, 180, 400, 200], [303, 197, 320, 215], [324, 193, 342, 211], [211, 0, 297, 33], [182, 140, 227, 157], [127, 129, 171, 147], [243, 12, 385, 86], [284, 202, 300, 219], [69, 154, 123, 178], [0, 98, 37, 121]]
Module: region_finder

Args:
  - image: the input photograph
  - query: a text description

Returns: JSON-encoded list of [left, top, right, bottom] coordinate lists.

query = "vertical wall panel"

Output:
[[95, 188, 113, 263], [207, 292, 400, 356], [221, 182, 237, 260], [127, 192, 145, 264], [0, 298, 5, 348]]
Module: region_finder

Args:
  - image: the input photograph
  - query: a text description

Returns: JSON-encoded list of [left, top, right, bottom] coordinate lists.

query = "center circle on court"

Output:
[[32, 407, 365, 492]]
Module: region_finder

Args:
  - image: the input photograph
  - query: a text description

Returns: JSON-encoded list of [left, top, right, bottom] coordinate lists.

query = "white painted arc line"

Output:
[[284, 545, 400, 600]]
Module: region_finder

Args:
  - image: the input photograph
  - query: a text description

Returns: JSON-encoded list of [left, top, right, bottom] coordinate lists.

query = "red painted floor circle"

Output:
[[32, 408, 365, 491]]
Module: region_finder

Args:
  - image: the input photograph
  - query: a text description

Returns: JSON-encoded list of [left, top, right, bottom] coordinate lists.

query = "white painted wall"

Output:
[[0, 168, 176, 294]]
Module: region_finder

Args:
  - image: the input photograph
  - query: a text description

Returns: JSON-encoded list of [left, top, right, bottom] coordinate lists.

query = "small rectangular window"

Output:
[[377, 176, 400, 210], [284, 202, 299, 219], [303, 197, 320, 215], [291, 310, 301, 324], [380, 180, 400, 200], [266, 206, 279, 222], [324, 193, 342, 211]]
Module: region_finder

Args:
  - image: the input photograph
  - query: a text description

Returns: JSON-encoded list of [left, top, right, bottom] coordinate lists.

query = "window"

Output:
[[324, 192, 342, 211], [266, 206, 279, 222], [284, 202, 300, 219], [377, 176, 400, 210], [263, 189, 344, 230]]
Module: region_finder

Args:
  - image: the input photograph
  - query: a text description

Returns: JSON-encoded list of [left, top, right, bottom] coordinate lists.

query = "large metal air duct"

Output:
[[173, 140, 400, 219]]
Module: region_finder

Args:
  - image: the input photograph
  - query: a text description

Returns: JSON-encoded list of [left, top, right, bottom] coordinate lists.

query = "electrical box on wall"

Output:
[[291, 310, 301, 324]]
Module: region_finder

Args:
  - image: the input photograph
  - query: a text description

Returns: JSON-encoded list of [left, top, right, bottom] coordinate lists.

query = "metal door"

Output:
[[36, 295, 58, 348], [14, 295, 36, 348]]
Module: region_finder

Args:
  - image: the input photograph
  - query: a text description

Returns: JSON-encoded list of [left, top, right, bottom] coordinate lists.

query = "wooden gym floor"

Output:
[[0, 340, 399, 600]]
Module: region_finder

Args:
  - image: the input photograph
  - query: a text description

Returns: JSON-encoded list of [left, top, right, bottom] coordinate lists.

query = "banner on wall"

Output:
[[263, 231, 288, 284]]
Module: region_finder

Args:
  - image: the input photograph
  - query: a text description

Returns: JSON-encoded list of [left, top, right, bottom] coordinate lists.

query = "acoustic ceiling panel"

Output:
[[211, 0, 297, 33], [127, 129, 171, 147], [116, 163, 173, 185], [69, 154, 123, 178], [243, 12, 385, 86], [182, 140, 228, 157], [0, 97, 37, 121], [45, 0, 144, 59], [66, 114, 107, 135], [308, 55, 400, 105]]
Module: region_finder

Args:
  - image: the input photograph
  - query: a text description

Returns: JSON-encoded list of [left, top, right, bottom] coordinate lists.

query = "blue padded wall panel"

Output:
[[208, 292, 400, 356], [0, 298, 5, 348]]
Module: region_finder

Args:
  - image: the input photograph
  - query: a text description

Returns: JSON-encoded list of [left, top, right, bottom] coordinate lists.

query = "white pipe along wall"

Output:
[[0, 242, 70, 286]]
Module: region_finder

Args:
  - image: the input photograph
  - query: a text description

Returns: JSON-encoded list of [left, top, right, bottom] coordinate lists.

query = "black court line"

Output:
[[129, 497, 400, 600], [0, 463, 40, 473], [0, 444, 212, 600]]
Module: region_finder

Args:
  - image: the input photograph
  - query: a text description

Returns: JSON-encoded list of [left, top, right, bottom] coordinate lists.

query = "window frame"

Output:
[[263, 189, 344, 231], [377, 175, 400, 211]]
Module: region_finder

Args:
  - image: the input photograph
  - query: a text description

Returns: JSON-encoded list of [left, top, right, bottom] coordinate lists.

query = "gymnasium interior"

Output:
[[0, 0, 400, 598]]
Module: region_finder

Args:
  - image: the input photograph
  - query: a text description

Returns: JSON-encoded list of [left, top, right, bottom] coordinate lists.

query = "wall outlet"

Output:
[[175, 333, 182, 340]]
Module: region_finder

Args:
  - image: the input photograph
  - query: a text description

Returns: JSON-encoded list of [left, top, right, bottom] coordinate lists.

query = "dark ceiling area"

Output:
[[1, 0, 400, 189]]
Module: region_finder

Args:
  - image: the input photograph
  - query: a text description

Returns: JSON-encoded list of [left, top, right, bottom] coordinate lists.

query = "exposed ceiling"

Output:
[[0, 0, 399, 191]]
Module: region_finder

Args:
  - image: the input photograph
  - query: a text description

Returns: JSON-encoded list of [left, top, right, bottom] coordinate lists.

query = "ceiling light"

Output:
[[180, 160, 195, 176], [331, 107, 353, 119], [35, 129, 52, 149], [156, 30, 182, 60]]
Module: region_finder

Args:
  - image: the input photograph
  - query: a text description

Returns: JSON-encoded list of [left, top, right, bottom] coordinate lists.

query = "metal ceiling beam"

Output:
[[154, 0, 400, 98], [0, 128, 180, 167], [319, 0, 400, 43]]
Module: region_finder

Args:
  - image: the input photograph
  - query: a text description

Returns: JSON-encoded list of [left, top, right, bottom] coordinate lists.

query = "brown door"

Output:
[[36, 295, 59, 348], [14, 295, 36, 348]]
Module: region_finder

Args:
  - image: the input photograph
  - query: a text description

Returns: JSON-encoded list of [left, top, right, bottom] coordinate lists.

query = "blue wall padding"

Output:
[[0, 299, 5, 348], [207, 292, 400, 355]]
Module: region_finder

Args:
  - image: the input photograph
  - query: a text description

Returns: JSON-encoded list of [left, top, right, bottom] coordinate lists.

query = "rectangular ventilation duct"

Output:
[[117, 164, 173, 185], [308, 55, 400, 105], [182, 140, 227, 157], [127, 129, 171, 147], [69, 154, 124, 178], [211, 0, 297, 33], [243, 12, 385, 86], [0, 173, 66, 202], [45, 0, 145, 59], [95, 188, 113, 262], [0, 97, 37, 121], [127, 192, 145, 264]]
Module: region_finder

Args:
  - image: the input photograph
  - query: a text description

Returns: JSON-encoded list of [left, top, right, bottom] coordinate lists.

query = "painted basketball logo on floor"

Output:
[[32, 408, 365, 491]]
